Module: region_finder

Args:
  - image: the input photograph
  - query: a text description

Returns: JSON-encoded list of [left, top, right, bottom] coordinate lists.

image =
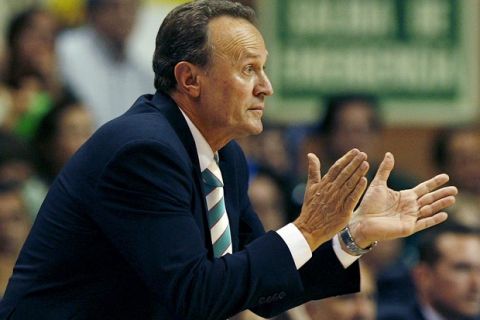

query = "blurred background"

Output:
[[0, 0, 479, 319]]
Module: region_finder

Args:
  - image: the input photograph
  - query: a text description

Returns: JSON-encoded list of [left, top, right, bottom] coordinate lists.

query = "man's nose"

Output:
[[254, 72, 274, 97]]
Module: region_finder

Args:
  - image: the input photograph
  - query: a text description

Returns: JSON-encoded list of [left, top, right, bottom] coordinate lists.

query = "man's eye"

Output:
[[244, 65, 254, 73]]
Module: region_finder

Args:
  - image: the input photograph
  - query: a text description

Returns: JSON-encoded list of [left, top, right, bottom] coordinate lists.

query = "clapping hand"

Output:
[[347, 152, 458, 248], [295, 149, 369, 251]]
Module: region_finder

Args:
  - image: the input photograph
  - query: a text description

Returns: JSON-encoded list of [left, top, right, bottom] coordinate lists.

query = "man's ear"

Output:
[[174, 61, 201, 98]]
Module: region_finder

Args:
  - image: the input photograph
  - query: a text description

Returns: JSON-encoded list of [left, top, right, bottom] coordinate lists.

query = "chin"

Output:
[[248, 122, 263, 136]]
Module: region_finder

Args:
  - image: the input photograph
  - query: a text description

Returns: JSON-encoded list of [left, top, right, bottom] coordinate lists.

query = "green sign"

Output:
[[259, 0, 479, 124]]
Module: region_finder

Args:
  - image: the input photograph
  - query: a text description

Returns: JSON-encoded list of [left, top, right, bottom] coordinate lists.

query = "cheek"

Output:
[[434, 273, 466, 299]]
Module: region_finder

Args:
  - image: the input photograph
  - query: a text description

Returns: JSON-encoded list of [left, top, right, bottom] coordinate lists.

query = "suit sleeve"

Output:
[[230, 144, 360, 317], [92, 140, 308, 320]]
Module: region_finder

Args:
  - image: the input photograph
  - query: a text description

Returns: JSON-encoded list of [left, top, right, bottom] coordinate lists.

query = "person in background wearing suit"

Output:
[[406, 222, 480, 320], [0, 1, 457, 319]]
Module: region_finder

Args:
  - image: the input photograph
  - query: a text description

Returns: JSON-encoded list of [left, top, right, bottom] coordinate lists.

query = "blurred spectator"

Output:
[[248, 170, 288, 231], [238, 124, 293, 179], [305, 263, 377, 320], [2, 7, 75, 139], [238, 124, 297, 220], [0, 181, 32, 297], [33, 98, 94, 185], [399, 222, 480, 320], [316, 94, 416, 188], [0, 130, 47, 219], [56, 0, 152, 126], [362, 239, 416, 319], [292, 93, 417, 214], [433, 126, 480, 228]]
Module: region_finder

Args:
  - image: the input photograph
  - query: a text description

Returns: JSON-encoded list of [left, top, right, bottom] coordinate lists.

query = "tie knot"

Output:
[[202, 160, 223, 187]]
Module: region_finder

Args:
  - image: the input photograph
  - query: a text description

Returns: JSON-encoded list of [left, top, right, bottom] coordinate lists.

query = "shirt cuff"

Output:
[[332, 234, 360, 268], [276, 223, 312, 269]]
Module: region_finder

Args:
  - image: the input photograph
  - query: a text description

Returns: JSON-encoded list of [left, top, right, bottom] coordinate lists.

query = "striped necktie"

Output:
[[201, 155, 233, 257]]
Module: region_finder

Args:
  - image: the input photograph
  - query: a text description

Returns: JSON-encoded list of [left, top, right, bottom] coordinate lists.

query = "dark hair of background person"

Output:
[[417, 221, 480, 266], [152, 0, 256, 93], [5, 7, 56, 88], [0, 130, 33, 169], [86, 0, 110, 12], [32, 96, 82, 183], [432, 125, 479, 170], [318, 93, 382, 135]]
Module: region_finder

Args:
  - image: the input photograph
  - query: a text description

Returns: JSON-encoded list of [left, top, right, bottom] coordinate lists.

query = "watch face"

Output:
[[340, 227, 373, 256]]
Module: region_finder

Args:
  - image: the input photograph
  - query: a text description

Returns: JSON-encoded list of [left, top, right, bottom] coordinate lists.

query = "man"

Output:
[[0, 1, 456, 319], [316, 93, 416, 190], [0, 182, 31, 297], [56, 0, 152, 126], [407, 222, 480, 320], [305, 264, 377, 320], [433, 126, 480, 227]]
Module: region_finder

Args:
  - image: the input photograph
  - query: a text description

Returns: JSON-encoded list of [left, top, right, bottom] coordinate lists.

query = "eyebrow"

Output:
[[241, 50, 269, 61]]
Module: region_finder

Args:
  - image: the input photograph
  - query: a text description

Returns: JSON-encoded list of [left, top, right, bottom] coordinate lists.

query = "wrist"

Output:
[[338, 225, 377, 256], [293, 220, 327, 252], [346, 219, 371, 249]]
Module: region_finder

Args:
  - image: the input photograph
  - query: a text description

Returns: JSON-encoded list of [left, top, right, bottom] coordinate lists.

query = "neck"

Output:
[[170, 92, 232, 152]]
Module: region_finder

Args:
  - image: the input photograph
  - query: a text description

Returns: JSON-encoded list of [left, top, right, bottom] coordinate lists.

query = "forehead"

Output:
[[449, 132, 480, 150], [207, 16, 267, 62], [437, 234, 480, 262]]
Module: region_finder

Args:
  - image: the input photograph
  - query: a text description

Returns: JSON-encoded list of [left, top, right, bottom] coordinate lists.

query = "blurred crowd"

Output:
[[0, 1, 479, 319]]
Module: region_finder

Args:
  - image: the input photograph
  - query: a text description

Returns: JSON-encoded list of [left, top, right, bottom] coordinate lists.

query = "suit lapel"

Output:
[[150, 91, 213, 253], [150, 91, 240, 254]]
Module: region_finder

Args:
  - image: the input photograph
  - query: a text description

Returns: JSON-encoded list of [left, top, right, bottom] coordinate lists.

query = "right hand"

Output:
[[294, 149, 369, 251]]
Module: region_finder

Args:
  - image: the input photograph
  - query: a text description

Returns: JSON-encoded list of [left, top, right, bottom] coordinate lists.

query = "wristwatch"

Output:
[[339, 225, 378, 256]]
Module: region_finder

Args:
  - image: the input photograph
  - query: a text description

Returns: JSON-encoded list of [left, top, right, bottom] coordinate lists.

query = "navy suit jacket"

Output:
[[0, 92, 359, 320]]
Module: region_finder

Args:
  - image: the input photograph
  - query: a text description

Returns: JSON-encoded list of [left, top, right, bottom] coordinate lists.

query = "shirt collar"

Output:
[[178, 108, 216, 171], [420, 304, 447, 320]]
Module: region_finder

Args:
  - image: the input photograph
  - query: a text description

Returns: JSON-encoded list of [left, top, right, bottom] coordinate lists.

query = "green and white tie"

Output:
[[201, 156, 233, 257]]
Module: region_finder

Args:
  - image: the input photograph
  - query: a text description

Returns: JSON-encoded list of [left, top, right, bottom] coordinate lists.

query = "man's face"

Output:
[[426, 234, 480, 318], [329, 103, 378, 159], [446, 131, 480, 194], [0, 191, 30, 258], [197, 16, 273, 142], [54, 105, 94, 168], [91, 0, 139, 45]]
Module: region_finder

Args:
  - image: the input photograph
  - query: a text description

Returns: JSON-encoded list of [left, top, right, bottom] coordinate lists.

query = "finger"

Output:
[[417, 186, 458, 207], [418, 196, 456, 218], [413, 174, 450, 197], [305, 153, 321, 189], [326, 152, 367, 187], [335, 153, 368, 186], [370, 152, 394, 186], [344, 177, 368, 212], [323, 149, 361, 182], [339, 160, 369, 198], [414, 212, 448, 233]]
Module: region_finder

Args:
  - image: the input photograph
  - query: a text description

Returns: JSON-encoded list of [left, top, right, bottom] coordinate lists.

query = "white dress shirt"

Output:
[[179, 109, 359, 269]]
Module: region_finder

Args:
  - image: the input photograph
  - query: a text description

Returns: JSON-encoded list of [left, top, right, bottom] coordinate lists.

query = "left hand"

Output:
[[347, 152, 458, 248]]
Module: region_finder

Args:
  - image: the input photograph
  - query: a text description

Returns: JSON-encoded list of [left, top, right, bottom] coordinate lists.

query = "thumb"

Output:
[[372, 152, 394, 186], [306, 153, 321, 188]]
